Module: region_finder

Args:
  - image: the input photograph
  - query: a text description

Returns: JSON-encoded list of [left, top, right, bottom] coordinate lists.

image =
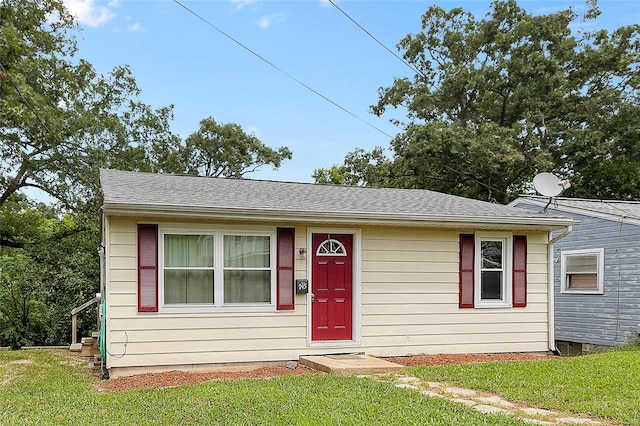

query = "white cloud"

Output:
[[231, 0, 257, 10], [127, 22, 145, 32], [64, 0, 116, 27], [256, 12, 285, 29]]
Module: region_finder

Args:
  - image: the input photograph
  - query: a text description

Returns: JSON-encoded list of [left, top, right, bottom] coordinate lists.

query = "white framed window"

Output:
[[223, 235, 271, 304], [474, 232, 513, 308], [560, 248, 604, 294], [164, 234, 215, 304], [159, 226, 276, 312]]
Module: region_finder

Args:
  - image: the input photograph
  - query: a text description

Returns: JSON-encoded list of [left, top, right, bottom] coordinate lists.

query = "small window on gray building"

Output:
[[560, 248, 604, 294]]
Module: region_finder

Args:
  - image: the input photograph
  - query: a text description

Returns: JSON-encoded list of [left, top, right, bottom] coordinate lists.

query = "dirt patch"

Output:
[[94, 353, 554, 393], [386, 352, 553, 366], [96, 364, 317, 392]]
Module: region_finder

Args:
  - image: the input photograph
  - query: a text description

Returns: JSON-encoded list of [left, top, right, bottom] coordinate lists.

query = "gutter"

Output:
[[99, 206, 106, 298], [102, 203, 578, 230], [548, 226, 572, 354]]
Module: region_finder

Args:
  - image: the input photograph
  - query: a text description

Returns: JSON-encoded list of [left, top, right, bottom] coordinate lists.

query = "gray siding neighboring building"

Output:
[[512, 196, 640, 351]]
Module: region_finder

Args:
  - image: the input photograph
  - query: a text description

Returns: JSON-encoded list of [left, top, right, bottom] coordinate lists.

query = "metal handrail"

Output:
[[70, 294, 101, 345]]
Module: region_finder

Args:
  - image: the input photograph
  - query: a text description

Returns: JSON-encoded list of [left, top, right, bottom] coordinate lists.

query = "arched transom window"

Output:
[[316, 238, 347, 256]]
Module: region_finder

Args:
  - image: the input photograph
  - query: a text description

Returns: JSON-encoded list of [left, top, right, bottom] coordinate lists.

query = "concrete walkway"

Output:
[[298, 355, 613, 424], [384, 375, 612, 425]]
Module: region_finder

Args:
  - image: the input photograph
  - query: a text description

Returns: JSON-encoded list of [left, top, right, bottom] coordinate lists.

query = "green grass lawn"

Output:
[[3, 348, 639, 425], [0, 349, 527, 426], [408, 346, 640, 425]]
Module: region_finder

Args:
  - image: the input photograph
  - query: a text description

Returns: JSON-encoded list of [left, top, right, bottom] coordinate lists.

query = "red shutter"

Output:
[[138, 224, 158, 312], [512, 235, 527, 308], [277, 228, 295, 310], [459, 234, 475, 308]]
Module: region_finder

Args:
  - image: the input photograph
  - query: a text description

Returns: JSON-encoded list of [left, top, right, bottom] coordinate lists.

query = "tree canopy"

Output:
[[1, 0, 291, 214], [184, 117, 292, 178], [0, 0, 182, 211], [0, 197, 98, 348], [315, 0, 639, 203]]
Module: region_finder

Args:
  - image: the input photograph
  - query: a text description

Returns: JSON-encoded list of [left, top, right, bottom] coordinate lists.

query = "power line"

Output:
[[172, 0, 393, 139], [327, 0, 424, 79]]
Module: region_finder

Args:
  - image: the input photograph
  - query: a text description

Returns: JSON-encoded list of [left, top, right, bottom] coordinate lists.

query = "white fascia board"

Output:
[[103, 202, 577, 231]]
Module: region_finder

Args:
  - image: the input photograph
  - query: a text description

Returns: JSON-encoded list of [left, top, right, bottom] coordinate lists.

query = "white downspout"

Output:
[[99, 206, 107, 375], [548, 226, 572, 354], [99, 206, 106, 298]]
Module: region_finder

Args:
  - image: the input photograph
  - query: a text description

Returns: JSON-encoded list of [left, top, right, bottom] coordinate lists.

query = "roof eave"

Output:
[[512, 197, 640, 226], [102, 202, 577, 231]]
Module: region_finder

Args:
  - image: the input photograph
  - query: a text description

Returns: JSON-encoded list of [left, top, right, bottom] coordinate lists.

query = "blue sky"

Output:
[[65, 0, 639, 183]]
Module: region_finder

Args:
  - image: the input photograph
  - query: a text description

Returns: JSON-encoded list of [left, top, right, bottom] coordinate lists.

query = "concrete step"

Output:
[[70, 335, 100, 356], [81, 344, 99, 357], [299, 354, 404, 375]]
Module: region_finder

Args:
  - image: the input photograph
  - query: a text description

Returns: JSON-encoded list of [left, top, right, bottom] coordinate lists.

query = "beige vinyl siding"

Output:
[[358, 227, 549, 356], [105, 217, 550, 371], [105, 217, 310, 369]]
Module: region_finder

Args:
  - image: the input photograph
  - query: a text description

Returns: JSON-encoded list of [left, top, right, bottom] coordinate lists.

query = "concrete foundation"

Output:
[[555, 340, 615, 356]]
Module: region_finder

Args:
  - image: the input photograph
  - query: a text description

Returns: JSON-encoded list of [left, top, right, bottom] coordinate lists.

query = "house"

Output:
[[99, 169, 575, 377], [509, 195, 640, 354]]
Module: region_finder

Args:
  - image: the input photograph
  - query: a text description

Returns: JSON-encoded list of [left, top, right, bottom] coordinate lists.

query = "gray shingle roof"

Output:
[[516, 195, 640, 221], [99, 169, 574, 228]]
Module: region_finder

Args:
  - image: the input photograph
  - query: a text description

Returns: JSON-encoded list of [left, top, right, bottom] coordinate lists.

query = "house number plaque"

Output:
[[295, 279, 309, 294]]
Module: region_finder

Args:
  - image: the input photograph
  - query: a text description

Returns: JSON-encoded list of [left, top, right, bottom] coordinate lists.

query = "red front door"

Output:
[[311, 233, 353, 341]]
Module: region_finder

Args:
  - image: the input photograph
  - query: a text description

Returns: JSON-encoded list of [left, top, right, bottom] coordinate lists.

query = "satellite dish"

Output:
[[533, 172, 570, 197]]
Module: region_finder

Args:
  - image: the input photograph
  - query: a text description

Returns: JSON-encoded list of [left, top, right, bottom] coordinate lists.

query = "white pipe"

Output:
[[548, 226, 572, 354]]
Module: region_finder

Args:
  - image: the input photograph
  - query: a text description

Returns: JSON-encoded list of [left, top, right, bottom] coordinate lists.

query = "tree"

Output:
[[0, 253, 48, 348], [317, 0, 639, 203], [312, 147, 392, 186], [184, 117, 292, 178], [0, 196, 99, 347], [0, 0, 182, 212], [1, 0, 293, 217]]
